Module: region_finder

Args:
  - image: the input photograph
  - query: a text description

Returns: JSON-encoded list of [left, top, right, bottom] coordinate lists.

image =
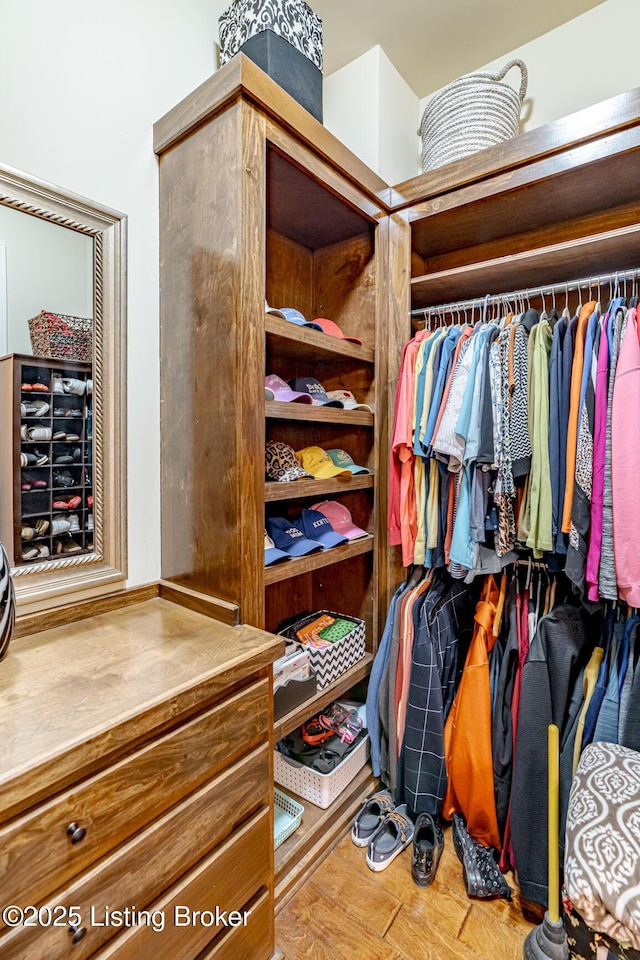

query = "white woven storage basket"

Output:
[[419, 59, 527, 172], [274, 734, 370, 809]]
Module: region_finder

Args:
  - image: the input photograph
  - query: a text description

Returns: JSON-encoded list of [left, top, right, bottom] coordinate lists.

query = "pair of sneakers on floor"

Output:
[[351, 791, 444, 885]]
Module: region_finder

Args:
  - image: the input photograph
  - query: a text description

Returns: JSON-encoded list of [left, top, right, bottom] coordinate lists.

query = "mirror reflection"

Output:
[[0, 204, 95, 567]]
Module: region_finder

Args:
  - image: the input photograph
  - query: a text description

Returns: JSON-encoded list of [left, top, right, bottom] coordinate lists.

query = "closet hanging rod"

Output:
[[409, 265, 640, 318]]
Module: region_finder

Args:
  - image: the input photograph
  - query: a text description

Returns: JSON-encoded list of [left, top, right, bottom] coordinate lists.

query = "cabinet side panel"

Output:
[[159, 102, 265, 614], [379, 213, 411, 615]]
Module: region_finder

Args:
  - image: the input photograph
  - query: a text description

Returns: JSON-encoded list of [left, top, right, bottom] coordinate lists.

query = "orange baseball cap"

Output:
[[312, 318, 363, 345]]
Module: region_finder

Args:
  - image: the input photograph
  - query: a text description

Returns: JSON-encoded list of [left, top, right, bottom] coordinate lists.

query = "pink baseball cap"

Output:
[[265, 374, 313, 403], [312, 318, 363, 345], [310, 500, 369, 541]]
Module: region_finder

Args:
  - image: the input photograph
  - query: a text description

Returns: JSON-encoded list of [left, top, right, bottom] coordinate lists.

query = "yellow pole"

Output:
[[548, 723, 560, 924]]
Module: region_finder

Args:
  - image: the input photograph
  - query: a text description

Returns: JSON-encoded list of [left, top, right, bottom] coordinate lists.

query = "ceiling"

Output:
[[311, 0, 604, 98]]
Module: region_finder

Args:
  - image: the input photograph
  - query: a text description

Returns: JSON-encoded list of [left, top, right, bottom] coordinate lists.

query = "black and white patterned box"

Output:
[[219, 0, 323, 71]]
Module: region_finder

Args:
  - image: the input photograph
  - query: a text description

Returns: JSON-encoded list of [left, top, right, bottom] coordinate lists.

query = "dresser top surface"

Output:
[[0, 598, 282, 815]]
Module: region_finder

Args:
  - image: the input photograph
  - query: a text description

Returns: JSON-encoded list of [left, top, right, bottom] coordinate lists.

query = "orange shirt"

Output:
[[562, 301, 597, 532], [442, 574, 504, 850]]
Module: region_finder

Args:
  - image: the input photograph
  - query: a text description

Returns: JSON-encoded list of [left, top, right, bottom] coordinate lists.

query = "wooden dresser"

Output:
[[0, 596, 283, 959]]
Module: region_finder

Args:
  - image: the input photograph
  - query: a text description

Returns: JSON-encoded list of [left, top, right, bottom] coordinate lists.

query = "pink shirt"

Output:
[[612, 308, 640, 607], [585, 313, 610, 601]]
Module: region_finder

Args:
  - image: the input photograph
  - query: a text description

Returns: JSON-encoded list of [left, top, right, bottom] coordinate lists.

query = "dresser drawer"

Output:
[[0, 676, 269, 924], [198, 889, 273, 960], [0, 744, 270, 960], [96, 808, 271, 960]]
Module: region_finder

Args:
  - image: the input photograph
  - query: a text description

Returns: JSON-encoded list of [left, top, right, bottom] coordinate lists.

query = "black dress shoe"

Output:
[[451, 813, 512, 901], [411, 812, 444, 887]]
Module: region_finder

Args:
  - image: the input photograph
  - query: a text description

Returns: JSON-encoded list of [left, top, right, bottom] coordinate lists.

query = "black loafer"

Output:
[[411, 812, 444, 887]]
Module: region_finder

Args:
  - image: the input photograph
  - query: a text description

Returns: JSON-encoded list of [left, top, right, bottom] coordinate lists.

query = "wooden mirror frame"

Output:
[[0, 161, 127, 615]]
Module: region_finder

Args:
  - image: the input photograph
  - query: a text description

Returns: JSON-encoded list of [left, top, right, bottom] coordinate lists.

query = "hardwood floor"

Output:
[[276, 827, 535, 960]]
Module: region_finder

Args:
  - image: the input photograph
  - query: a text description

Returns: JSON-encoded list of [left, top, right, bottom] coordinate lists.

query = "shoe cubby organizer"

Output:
[[0, 353, 94, 564]]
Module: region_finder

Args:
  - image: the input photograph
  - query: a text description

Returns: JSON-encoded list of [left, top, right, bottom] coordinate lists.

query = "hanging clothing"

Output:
[[612, 307, 640, 606], [442, 574, 503, 850], [510, 604, 592, 905], [401, 576, 474, 817]]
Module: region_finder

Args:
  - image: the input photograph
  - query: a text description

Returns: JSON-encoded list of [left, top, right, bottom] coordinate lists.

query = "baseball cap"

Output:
[[311, 500, 369, 541], [312, 318, 363, 345], [267, 516, 323, 557], [265, 303, 323, 332], [288, 377, 344, 407], [296, 446, 353, 480], [265, 374, 313, 403], [325, 390, 373, 412], [265, 441, 314, 482], [326, 448, 371, 475], [295, 508, 348, 549], [264, 529, 290, 565]]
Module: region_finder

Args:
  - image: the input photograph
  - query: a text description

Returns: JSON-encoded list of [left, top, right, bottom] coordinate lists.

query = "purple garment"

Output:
[[585, 313, 610, 601]]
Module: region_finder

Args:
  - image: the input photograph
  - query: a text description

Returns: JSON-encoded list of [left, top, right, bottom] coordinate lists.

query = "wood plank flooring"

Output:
[[276, 827, 535, 960]]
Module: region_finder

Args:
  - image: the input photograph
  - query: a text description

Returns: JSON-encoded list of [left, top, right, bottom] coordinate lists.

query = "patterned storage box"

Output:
[[218, 0, 323, 121], [274, 734, 370, 809], [278, 610, 366, 690]]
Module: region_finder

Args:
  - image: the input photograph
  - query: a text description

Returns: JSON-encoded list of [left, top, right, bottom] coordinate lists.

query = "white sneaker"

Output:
[[67, 513, 80, 533]]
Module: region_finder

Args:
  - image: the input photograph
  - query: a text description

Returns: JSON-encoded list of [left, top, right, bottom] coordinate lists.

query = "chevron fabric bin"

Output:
[[278, 610, 366, 690]]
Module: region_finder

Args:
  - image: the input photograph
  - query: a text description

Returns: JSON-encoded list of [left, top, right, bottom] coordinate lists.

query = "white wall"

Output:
[[419, 0, 640, 135], [0, 0, 228, 587], [323, 46, 419, 184]]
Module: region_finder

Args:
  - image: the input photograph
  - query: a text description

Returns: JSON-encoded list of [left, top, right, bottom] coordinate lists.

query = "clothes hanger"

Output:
[[562, 283, 571, 319]]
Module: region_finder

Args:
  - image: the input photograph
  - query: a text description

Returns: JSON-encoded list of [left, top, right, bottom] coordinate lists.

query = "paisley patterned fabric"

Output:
[[219, 0, 323, 70], [565, 742, 640, 951], [0, 542, 16, 662]]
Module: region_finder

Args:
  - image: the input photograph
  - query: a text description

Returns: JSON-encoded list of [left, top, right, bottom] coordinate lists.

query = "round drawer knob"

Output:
[[66, 822, 87, 844], [68, 923, 87, 945]]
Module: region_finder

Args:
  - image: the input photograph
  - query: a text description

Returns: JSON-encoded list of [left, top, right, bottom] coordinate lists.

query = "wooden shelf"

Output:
[[411, 222, 640, 307], [265, 315, 375, 364], [265, 474, 374, 503], [265, 400, 374, 427], [273, 652, 374, 742], [274, 763, 377, 910], [264, 536, 374, 586]]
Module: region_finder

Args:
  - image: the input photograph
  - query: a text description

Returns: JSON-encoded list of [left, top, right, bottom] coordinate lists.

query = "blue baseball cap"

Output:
[[295, 508, 348, 549], [264, 529, 290, 566], [267, 516, 323, 557], [265, 305, 323, 331], [288, 377, 344, 407]]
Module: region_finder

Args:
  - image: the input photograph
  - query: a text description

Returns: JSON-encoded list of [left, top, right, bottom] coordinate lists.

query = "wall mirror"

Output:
[[0, 161, 127, 616]]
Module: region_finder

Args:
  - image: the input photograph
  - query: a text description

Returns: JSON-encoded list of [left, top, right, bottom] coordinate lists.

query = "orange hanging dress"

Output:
[[442, 574, 504, 850]]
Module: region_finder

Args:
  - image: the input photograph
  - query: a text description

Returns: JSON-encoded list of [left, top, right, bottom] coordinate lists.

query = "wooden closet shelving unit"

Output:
[[156, 54, 640, 936], [155, 55, 403, 916]]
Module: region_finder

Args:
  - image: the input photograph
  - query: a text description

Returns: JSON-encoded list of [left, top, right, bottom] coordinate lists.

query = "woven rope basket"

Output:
[[419, 59, 528, 172]]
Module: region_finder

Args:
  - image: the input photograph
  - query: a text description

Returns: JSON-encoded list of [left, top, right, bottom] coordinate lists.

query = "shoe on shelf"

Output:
[[31, 382, 49, 393], [87, 513, 94, 531], [21, 526, 36, 540], [21, 400, 50, 417], [66, 433, 81, 442], [411, 813, 444, 888], [52, 376, 64, 394], [318, 702, 363, 744], [62, 377, 86, 395], [366, 804, 415, 872], [61, 539, 83, 555], [87, 494, 94, 508], [67, 513, 81, 533], [351, 790, 395, 847], [51, 518, 71, 535], [54, 454, 73, 464], [35, 519, 50, 536], [23, 474, 47, 489], [32, 449, 49, 466], [53, 470, 76, 488], [27, 426, 52, 441], [22, 544, 50, 560], [451, 813, 512, 901]]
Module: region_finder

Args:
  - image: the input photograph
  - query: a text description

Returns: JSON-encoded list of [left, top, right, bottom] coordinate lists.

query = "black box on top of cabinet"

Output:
[[218, 0, 323, 122]]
